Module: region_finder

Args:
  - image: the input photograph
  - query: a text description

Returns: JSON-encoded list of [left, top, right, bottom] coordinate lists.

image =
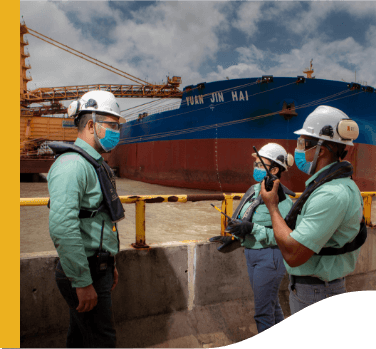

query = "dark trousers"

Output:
[[244, 247, 286, 333], [55, 260, 116, 348]]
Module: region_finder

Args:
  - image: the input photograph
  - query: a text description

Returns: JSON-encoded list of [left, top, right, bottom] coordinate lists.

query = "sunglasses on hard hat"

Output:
[[297, 137, 318, 151]]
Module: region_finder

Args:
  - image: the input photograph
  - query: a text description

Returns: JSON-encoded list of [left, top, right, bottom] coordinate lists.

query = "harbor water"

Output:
[[20, 176, 376, 254]]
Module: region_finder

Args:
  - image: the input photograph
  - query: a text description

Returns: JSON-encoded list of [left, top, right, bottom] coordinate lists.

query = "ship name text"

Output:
[[186, 95, 204, 106], [186, 90, 250, 107]]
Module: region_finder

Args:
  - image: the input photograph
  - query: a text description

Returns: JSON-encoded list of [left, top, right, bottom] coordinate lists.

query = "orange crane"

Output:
[[20, 21, 182, 173]]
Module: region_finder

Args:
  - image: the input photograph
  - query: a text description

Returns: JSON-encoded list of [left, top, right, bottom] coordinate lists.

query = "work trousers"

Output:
[[55, 259, 116, 348], [288, 276, 346, 315], [244, 246, 286, 333]]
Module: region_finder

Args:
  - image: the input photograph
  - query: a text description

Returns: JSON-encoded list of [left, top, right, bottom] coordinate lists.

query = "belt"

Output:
[[291, 275, 344, 285]]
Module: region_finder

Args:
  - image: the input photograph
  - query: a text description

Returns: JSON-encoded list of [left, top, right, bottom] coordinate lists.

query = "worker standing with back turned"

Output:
[[47, 90, 125, 347], [259, 105, 367, 314]]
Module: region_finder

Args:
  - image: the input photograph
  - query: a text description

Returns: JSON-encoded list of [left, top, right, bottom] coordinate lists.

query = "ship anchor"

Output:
[[279, 101, 298, 121]]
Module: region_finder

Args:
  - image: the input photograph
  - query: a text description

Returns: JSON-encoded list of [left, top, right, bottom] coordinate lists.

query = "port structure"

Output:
[[20, 21, 182, 173]]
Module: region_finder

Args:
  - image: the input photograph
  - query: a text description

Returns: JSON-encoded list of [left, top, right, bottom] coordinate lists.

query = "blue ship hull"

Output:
[[106, 77, 376, 192]]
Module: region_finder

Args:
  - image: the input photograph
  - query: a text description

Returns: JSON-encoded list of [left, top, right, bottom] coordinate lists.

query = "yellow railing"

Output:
[[20, 192, 375, 248]]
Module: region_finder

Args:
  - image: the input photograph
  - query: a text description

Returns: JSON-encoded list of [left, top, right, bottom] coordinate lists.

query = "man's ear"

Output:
[[319, 145, 327, 157], [87, 119, 95, 134]]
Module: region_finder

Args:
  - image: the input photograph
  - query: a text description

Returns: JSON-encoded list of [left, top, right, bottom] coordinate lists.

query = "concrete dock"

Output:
[[20, 226, 376, 348]]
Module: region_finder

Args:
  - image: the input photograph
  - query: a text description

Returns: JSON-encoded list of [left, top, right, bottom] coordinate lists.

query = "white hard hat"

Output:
[[67, 90, 123, 126], [294, 105, 359, 146], [252, 143, 294, 170]]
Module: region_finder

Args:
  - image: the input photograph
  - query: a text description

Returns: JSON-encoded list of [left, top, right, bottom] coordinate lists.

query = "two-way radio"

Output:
[[252, 146, 286, 202]]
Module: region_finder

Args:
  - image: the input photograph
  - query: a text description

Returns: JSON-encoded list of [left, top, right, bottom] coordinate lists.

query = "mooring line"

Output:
[[215, 125, 223, 192]]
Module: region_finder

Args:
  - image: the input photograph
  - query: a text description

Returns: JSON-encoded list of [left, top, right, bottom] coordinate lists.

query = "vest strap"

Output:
[[48, 142, 125, 223]]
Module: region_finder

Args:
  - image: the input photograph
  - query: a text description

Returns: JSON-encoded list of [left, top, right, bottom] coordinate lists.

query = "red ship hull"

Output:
[[105, 139, 375, 193]]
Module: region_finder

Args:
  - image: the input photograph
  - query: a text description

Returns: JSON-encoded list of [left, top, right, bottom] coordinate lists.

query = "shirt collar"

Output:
[[305, 162, 338, 187], [74, 138, 103, 165]]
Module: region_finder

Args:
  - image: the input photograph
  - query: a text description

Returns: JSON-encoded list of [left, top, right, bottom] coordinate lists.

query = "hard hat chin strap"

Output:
[[308, 139, 324, 175], [92, 111, 103, 151]]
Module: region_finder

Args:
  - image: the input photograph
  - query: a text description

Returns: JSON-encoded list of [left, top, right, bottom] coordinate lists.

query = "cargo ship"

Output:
[[105, 69, 376, 193]]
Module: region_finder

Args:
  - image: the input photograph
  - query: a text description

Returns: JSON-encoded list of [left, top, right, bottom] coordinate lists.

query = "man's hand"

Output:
[[76, 284, 98, 313], [227, 220, 254, 239], [260, 178, 280, 210], [111, 266, 118, 291]]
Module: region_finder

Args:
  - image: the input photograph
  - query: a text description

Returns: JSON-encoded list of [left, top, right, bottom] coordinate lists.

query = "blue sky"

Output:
[[20, 1, 376, 113]]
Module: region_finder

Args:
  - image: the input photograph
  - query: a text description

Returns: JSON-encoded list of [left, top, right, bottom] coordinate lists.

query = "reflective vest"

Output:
[[232, 183, 295, 223], [48, 142, 125, 223], [285, 161, 367, 256]]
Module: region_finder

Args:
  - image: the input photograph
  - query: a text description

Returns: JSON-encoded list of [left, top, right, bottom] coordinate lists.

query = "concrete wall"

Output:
[[20, 228, 376, 348]]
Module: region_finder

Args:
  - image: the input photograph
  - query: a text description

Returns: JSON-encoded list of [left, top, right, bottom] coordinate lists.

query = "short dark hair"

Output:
[[77, 113, 106, 132]]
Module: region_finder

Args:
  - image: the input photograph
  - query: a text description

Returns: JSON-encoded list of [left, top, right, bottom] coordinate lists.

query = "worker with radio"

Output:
[[210, 143, 295, 333], [259, 105, 367, 314], [47, 90, 125, 348]]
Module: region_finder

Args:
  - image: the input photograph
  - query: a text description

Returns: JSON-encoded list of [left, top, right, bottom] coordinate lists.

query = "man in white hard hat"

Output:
[[259, 105, 366, 314], [47, 90, 125, 347], [210, 143, 295, 332]]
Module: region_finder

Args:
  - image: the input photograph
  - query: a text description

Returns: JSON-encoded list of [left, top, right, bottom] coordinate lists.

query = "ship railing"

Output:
[[20, 192, 375, 249]]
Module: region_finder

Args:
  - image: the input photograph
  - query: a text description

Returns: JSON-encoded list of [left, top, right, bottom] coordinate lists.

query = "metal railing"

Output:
[[20, 192, 375, 248]]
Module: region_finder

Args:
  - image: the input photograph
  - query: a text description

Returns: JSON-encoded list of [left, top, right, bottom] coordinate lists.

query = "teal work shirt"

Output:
[[254, 162, 364, 282], [236, 182, 293, 249], [47, 138, 120, 288]]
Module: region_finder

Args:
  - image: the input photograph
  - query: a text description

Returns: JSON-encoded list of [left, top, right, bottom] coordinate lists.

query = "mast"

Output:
[[303, 59, 315, 79]]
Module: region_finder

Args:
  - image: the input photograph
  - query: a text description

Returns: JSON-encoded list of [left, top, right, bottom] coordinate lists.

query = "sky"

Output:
[[20, 1, 376, 116]]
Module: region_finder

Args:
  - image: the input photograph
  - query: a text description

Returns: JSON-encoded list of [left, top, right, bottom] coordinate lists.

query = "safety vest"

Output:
[[232, 183, 295, 223], [285, 161, 367, 256], [48, 142, 125, 223]]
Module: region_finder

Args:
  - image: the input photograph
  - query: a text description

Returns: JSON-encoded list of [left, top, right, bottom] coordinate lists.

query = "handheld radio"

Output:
[[252, 146, 286, 202]]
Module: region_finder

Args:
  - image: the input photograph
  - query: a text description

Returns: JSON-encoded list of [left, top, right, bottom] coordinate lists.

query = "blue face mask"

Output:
[[294, 149, 312, 174], [98, 127, 120, 152], [253, 168, 267, 182]]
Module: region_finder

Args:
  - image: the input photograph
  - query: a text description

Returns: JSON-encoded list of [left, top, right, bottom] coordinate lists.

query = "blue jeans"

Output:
[[244, 247, 286, 333], [55, 260, 116, 348], [289, 276, 346, 315]]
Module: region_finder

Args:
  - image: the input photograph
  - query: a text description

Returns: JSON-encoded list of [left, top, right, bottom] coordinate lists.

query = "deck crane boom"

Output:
[[20, 21, 183, 174], [21, 23, 183, 116]]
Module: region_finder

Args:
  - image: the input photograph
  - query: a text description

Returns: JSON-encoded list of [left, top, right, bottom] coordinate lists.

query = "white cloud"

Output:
[[232, 2, 263, 37], [235, 1, 376, 37], [21, 1, 231, 95], [237, 45, 265, 62], [365, 25, 376, 47], [220, 33, 376, 87], [110, 2, 229, 82], [205, 63, 265, 82]]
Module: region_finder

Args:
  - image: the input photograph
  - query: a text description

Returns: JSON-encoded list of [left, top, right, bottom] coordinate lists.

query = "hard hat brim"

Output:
[[294, 129, 314, 136], [251, 152, 287, 169], [294, 129, 354, 145], [78, 109, 124, 119]]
